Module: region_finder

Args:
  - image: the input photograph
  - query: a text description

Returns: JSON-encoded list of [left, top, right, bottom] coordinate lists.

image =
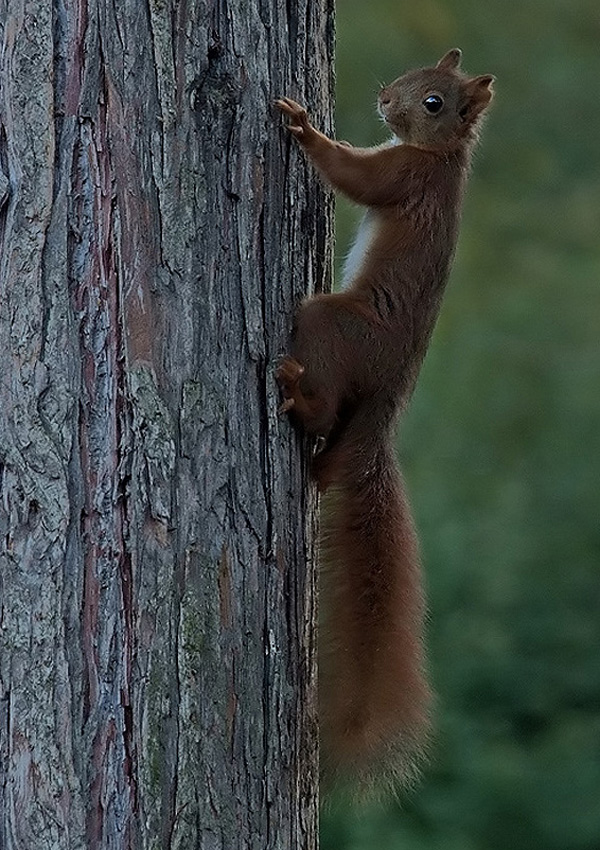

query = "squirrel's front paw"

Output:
[[276, 356, 305, 387], [275, 356, 305, 414], [275, 97, 311, 138]]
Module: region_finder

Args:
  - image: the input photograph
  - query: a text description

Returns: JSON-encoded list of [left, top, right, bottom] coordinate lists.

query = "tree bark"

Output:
[[0, 1, 334, 848]]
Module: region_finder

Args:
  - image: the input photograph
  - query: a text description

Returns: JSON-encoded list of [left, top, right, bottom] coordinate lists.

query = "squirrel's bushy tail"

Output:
[[317, 411, 431, 797]]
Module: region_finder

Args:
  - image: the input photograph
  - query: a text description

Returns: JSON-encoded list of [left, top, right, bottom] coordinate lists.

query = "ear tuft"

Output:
[[436, 48, 462, 71], [472, 74, 495, 91]]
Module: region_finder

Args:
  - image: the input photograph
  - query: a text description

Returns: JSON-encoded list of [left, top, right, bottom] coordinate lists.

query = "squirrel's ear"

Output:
[[436, 48, 462, 71], [470, 74, 495, 91], [459, 74, 495, 123]]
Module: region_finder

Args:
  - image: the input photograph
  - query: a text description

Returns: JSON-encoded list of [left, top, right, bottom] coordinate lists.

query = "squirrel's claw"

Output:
[[278, 397, 296, 415], [275, 96, 306, 113], [276, 357, 305, 416], [275, 97, 310, 136], [276, 357, 305, 386]]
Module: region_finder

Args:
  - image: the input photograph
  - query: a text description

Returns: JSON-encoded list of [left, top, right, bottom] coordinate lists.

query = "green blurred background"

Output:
[[322, 1, 600, 847]]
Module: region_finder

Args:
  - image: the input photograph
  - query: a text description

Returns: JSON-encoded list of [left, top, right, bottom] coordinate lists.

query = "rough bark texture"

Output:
[[0, 1, 334, 848]]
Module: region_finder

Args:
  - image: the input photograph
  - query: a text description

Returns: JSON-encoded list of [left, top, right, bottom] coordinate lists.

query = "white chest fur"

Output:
[[340, 136, 402, 288], [341, 210, 375, 287]]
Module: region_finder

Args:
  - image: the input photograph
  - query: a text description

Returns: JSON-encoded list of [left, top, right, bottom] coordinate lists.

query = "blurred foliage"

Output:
[[321, 1, 600, 848]]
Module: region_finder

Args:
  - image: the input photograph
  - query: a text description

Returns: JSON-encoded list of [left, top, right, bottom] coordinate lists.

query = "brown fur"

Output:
[[276, 50, 494, 795]]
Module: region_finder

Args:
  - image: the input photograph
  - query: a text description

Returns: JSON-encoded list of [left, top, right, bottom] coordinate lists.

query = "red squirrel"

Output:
[[276, 49, 494, 795]]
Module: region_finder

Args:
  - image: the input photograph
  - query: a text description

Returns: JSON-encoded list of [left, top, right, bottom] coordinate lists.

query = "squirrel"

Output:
[[275, 49, 494, 795]]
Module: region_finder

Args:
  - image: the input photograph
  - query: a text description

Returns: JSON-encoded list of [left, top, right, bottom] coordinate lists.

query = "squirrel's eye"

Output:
[[423, 94, 444, 114]]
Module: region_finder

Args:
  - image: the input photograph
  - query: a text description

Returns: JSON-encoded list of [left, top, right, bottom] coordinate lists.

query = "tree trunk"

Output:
[[0, 1, 334, 848]]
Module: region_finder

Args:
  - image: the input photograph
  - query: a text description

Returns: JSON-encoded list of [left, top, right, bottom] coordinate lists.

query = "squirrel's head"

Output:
[[378, 49, 494, 149]]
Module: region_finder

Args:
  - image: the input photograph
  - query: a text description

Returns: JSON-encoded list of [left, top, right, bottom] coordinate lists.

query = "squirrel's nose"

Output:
[[379, 93, 392, 106]]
